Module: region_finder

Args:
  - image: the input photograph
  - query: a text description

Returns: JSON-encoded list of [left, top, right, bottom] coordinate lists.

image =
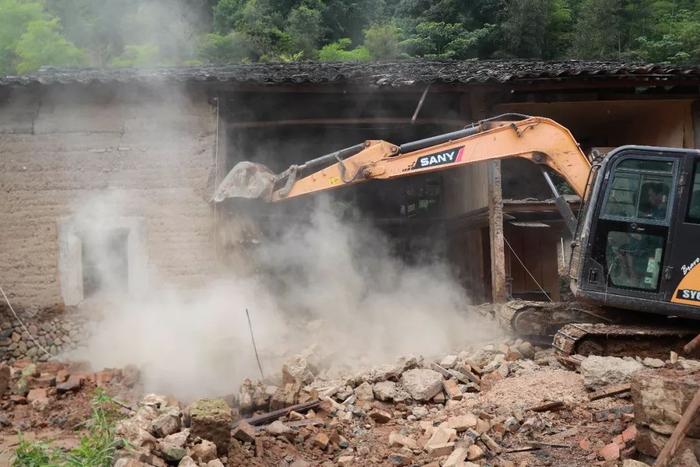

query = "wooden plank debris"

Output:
[[588, 383, 632, 401], [683, 333, 700, 354], [233, 399, 321, 428], [526, 400, 565, 412]]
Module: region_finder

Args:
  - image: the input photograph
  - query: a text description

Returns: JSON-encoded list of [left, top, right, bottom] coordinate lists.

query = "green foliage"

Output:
[[1, 0, 700, 71], [12, 390, 124, 467], [287, 2, 324, 58], [15, 19, 85, 74], [198, 32, 254, 63], [501, 0, 573, 58], [636, 8, 700, 63], [364, 24, 402, 60], [213, 0, 248, 33], [401, 21, 493, 59], [110, 44, 159, 68], [570, 0, 626, 59], [319, 38, 370, 61], [12, 437, 63, 467]]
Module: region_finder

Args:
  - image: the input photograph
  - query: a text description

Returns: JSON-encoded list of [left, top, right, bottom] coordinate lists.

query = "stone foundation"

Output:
[[0, 308, 88, 363]]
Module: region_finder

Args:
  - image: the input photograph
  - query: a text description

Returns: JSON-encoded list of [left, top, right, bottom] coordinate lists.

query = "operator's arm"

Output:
[[214, 115, 591, 202]]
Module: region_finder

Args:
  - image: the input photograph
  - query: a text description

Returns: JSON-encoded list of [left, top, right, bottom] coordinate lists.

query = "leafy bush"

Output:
[[318, 38, 370, 61]]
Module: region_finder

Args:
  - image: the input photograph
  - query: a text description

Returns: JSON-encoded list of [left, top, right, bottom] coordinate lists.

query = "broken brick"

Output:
[[579, 437, 591, 450], [388, 431, 418, 450], [232, 420, 256, 444], [446, 414, 477, 432], [599, 442, 620, 461], [427, 442, 455, 457], [622, 424, 637, 443], [313, 432, 329, 450], [467, 444, 484, 460], [442, 379, 462, 400], [56, 375, 83, 393]]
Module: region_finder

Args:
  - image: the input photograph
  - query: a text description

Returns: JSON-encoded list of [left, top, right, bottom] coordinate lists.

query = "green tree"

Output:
[[15, 18, 85, 73], [364, 24, 402, 59], [570, 0, 625, 59], [287, 2, 324, 58], [235, 0, 289, 60], [635, 7, 700, 63], [401, 21, 493, 59], [0, 0, 44, 73], [322, 0, 385, 44], [0, 0, 86, 74], [213, 0, 247, 33], [501, 0, 573, 58]]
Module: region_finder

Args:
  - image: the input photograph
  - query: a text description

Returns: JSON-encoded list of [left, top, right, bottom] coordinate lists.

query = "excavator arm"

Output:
[[214, 115, 591, 204]]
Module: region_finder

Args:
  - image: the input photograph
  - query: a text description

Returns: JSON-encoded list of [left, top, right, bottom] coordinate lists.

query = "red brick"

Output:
[[598, 442, 620, 461], [579, 438, 591, 450], [621, 424, 637, 443]]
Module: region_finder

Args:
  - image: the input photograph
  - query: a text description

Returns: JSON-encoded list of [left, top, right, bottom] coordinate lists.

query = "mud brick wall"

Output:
[[0, 84, 219, 316]]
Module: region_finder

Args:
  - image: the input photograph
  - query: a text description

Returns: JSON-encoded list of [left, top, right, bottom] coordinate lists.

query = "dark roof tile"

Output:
[[1, 60, 698, 88]]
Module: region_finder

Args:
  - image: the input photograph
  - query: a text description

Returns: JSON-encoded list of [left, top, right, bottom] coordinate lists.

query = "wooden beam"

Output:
[[225, 117, 466, 129], [488, 160, 508, 302]]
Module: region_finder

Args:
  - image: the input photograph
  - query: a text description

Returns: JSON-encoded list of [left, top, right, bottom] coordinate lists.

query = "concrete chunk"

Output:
[[189, 399, 233, 454], [580, 356, 644, 390], [443, 443, 469, 467], [401, 369, 443, 401], [424, 426, 456, 451], [446, 413, 477, 431], [389, 431, 418, 450]]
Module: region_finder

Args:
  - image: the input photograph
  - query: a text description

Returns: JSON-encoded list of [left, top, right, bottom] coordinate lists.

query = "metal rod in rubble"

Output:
[[246, 308, 265, 380]]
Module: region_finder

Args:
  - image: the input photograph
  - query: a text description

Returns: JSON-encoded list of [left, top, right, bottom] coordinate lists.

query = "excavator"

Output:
[[214, 114, 700, 357]]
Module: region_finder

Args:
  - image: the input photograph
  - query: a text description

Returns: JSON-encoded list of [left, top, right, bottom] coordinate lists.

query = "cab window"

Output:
[[606, 231, 664, 290], [602, 158, 674, 222], [688, 162, 700, 223]]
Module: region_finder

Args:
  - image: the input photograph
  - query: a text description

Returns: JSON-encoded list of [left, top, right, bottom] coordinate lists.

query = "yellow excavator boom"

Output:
[[213, 115, 591, 203]]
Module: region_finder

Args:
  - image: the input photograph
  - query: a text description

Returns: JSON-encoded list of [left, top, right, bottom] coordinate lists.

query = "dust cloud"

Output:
[[70, 192, 501, 401]]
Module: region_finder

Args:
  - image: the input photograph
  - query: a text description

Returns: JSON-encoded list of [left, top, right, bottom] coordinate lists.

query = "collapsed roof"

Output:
[[2, 60, 699, 88]]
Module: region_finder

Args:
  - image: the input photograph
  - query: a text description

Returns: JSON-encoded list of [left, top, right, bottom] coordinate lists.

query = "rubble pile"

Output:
[[0, 359, 140, 433], [1, 334, 699, 466], [106, 339, 699, 467]]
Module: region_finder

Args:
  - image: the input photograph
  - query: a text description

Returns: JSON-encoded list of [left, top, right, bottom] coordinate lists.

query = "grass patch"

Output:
[[13, 389, 125, 467]]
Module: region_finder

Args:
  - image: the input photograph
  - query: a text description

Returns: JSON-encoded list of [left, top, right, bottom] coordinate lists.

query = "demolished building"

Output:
[[1, 60, 700, 361]]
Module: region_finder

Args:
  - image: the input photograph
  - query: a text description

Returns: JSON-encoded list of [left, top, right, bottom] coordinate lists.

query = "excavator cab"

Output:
[[573, 146, 700, 319]]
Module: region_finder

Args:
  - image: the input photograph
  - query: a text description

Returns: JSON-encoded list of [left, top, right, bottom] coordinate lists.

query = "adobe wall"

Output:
[[0, 83, 218, 318]]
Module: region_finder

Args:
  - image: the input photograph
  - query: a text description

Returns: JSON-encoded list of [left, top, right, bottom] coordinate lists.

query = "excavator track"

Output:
[[552, 323, 697, 358], [492, 300, 700, 358]]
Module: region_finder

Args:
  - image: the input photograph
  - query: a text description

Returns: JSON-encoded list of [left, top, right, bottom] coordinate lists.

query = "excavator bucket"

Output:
[[212, 161, 277, 202]]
